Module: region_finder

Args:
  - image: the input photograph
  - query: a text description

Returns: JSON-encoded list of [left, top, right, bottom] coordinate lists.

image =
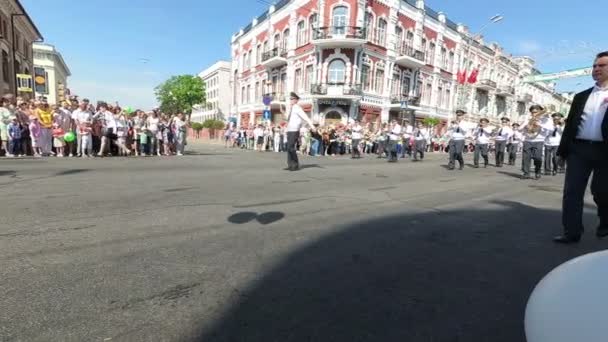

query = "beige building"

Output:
[[192, 60, 232, 123], [0, 0, 43, 97], [33, 43, 70, 104]]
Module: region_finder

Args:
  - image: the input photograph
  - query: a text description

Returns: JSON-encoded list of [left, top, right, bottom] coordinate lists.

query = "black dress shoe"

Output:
[[521, 173, 532, 180], [553, 235, 581, 244], [596, 226, 608, 239]]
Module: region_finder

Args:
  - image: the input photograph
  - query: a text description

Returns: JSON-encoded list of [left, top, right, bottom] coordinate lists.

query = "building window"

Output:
[[304, 65, 314, 91], [391, 72, 400, 96], [255, 82, 260, 100], [0, 17, 7, 39], [241, 86, 245, 104], [282, 29, 290, 51], [280, 72, 287, 94], [273, 34, 280, 49], [246, 85, 251, 103], [297, 21, 306, 46], [308, 14, 318, 41], [402, 76, 410, 95], [294, 68, 302, 92], [361, 64, 371, 91], [406, 31, 414, 47], [376, 18, 387, 46], [256, 44, 262, 65], [437, 86, 443, 107], [445, 88, 451, 109], [328, 59, 346, 84], [364, 12, 374, 42], [375, 68, 384, 93], [395, 26, 403, 51], [427, 42, 435, 65], [424, 83, 432, 105], [2, 50, 8, 83], [263, 41, 268, 53], [440, 47, 447, 69], [332, 6, 348, 35], [448, 51, 455, 72]]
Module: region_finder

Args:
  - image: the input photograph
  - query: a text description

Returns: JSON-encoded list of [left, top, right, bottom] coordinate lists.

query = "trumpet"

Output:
[[527, 107, 548, 134]]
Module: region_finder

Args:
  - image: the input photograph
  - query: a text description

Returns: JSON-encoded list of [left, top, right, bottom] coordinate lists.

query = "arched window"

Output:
[[364, 12, 374, 42], [309, 14, 318, 41], [282, 29, 290, 51], [273, 33, 281, 49], [296, 21, 306, 46], [395, 26, 403, 52], [376, 18, 387, 46], [328, 59, 346, 84], [332, 6, 348, 35]]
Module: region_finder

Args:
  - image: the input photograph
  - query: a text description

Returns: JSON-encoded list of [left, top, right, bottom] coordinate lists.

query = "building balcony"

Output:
[[261, 48, 287, 69], [395, 45, 426, 69], [312, 26, 366, 48], [476, 79, 497, 91], [264, 92, 286, 104], [390, 93, 421, 108], [496, 85, 515, 96], [310, 83, 362, 99]]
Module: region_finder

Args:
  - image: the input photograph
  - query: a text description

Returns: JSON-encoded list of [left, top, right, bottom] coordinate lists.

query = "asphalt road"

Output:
[[0, 144, 605, 342]]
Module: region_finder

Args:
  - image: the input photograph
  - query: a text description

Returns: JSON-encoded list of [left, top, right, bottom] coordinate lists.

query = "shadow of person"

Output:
[[192, 200, 603, 342]]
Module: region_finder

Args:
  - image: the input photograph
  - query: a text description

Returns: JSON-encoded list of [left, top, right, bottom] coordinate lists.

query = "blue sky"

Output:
[[22, 0, 606, 109]]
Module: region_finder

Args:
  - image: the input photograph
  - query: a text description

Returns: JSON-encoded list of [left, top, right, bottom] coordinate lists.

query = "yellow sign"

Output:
[[17, 74, 33, 93]]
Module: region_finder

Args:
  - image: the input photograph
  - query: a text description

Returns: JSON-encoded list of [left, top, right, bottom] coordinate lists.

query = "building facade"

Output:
[[32, 43, 70, 104], [192, 60, 232, 123], [0, 0, 43, 97], [230, 0, 571, 129]]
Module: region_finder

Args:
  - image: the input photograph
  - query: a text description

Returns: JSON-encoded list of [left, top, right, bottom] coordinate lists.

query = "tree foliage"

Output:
[[422, 117, 441, 127], [202, 119, 226, 130], [155, 75, 206, 115], [191, 122, 204, 132]]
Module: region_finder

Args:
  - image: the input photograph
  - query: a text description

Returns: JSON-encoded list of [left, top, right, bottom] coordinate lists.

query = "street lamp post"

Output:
[[11, 13, 26, 97], [455, 15, 504, 115]]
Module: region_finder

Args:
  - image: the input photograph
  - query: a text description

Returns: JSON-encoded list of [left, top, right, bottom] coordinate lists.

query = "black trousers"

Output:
[[413, 140, 425, 160], [388, 140, 399, 162], [286, 131, 300, 169], [522, 141, 543, 175], [544, 145, 559, 173], [474, 143, 489, 166], [507, 143, 518, 165], [562, 142, 608, 237], [495, 140, 507, 166], [351, 139, 361, 158], [448, 140, 465, 167]]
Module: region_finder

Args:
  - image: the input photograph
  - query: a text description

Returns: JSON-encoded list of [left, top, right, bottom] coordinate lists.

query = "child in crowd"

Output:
[[79, 121, 93, 158], [28, 115, 42, 157], [7, 116, 22, 157], [51, 122, 65, 157], [139, 127, 149, 156]]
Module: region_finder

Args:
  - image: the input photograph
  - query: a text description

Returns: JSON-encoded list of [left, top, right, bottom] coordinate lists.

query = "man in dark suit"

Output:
[[554, 51, 608, 243]]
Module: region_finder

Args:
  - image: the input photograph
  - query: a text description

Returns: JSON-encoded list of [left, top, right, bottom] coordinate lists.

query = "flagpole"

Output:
[[455, 15, 504, 113]]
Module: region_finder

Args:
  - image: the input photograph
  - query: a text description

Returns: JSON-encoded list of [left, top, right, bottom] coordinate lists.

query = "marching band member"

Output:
[[508, 122, 523, 166], [544, 113, 564, 176], [351, 119, 363, 159], [412, 121, 429, 161], [401, 119, 414, 158], [493, 117, 514, 167], [519, 105, 552, 179], [388, 119, 402, 163], [473, 118, 493, 168], [446, 110, 468, 170]]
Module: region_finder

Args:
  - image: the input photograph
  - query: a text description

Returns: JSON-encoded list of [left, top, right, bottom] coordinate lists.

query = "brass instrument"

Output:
[[527, 107, 548, 134]]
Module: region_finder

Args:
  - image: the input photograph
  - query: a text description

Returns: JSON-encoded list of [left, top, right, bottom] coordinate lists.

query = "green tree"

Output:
[[422, 117, 441, 128], [155, 75, 205, 116], [191, 122, 204, 138]]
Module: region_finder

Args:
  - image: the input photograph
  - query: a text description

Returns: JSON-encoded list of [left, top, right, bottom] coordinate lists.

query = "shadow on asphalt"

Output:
[[0, 170, 16, 176], [184, 151, 230, 156], [54, 169, 90, 177], [299, 164, 323, 170], [228, 211, 285, 225], [497, 171, 525, 180], [194, 200, 603, 342]]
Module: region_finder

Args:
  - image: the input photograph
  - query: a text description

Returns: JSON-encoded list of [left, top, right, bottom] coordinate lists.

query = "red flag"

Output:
[[467, 69, 478, 84], [457, 70, 468, 85]]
